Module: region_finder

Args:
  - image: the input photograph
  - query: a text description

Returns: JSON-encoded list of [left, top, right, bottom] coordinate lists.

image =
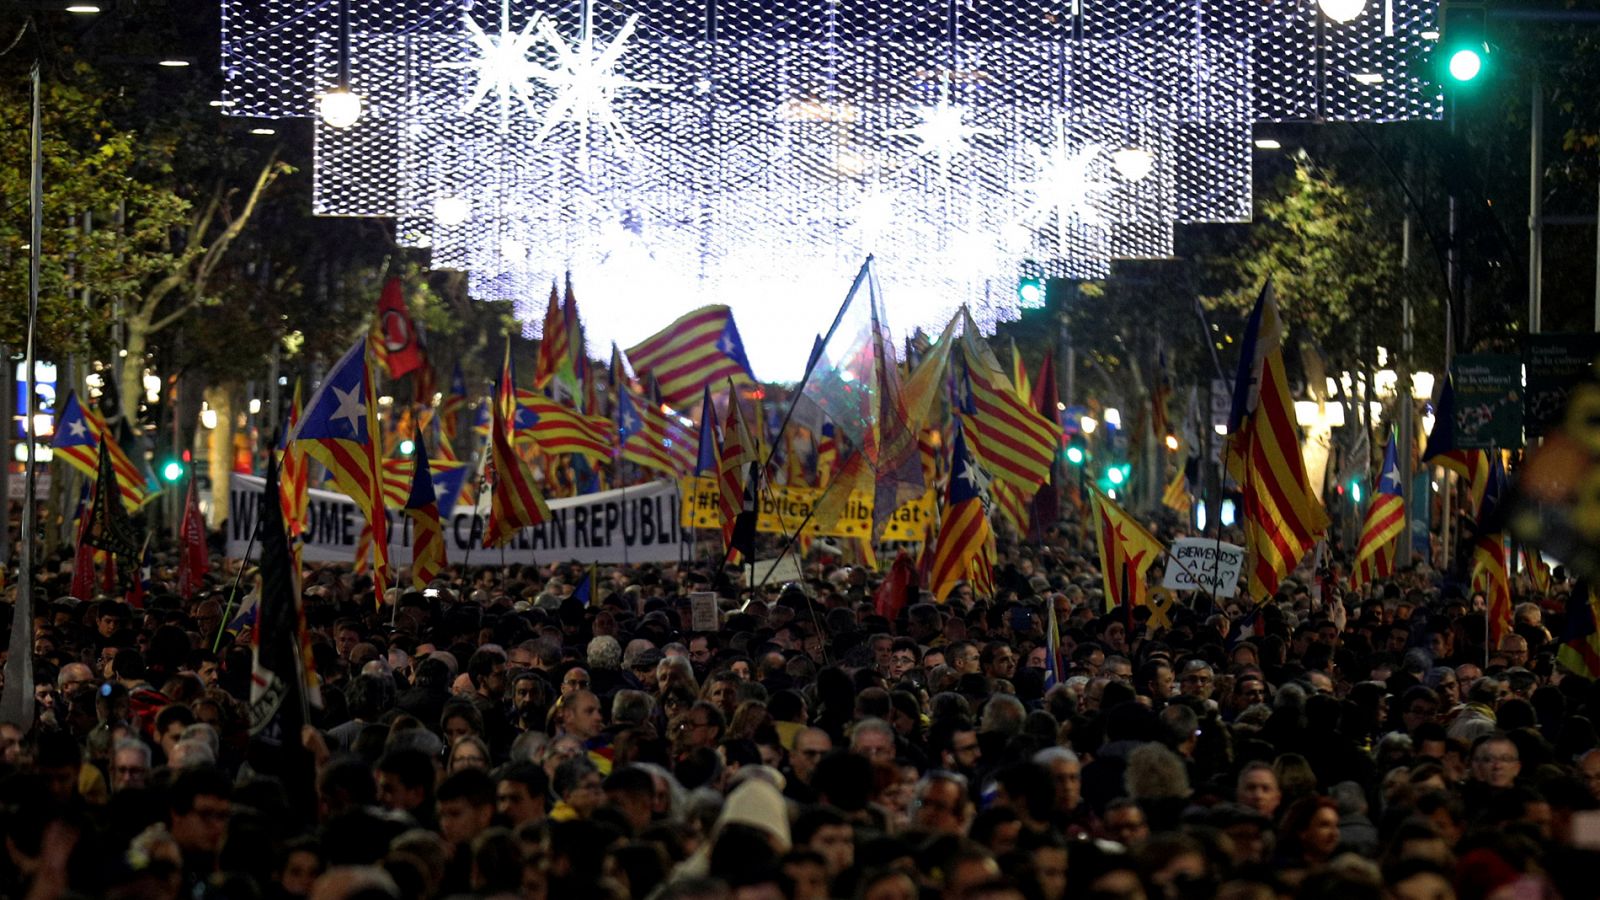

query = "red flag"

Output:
[[875, 550, 919, 622], [1029, 352, 1061, 539], [374, 277, 425, 378], [177, 479, 210, 600], [70, 487, 96, 600]]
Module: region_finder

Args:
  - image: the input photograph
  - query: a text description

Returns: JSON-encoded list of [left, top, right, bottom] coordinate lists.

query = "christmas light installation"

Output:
[[221, 0, 1447, 378]]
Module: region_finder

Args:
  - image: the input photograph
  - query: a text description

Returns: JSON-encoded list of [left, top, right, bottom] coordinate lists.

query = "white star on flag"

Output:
[[330, 384, 367, 435], [67, 418, 88, 439], [959, 459, 987, 493]]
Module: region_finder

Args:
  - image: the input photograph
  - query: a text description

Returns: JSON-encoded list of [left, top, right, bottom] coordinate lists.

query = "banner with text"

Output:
[[1162, 538, 1244, 598], [227, 475, 690, 566], [678, 476, 935, 542]]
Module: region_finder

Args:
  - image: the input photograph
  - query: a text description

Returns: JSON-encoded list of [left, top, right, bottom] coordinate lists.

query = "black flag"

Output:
[[248, 454, 311, 742], [83, 439, 139, 560]]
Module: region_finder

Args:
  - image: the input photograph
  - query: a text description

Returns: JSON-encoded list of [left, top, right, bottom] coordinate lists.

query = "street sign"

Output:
[[1450, 354, 1522, 449]]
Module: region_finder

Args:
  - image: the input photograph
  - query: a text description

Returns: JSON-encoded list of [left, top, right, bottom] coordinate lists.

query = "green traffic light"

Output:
[[1350, 481, 1363, 504], [1447, 47, 1482, 82], [1107, 466, 1126, 486], [398, 439, 416, 456], [161, 460, 185, 482], [1065, 446, 1085, 465], [1018, 277, 1045, 310]]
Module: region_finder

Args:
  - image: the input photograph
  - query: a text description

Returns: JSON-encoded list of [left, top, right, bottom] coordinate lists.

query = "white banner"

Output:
[[227, 474, 691, 566], [1162, 537, 1245, 598]]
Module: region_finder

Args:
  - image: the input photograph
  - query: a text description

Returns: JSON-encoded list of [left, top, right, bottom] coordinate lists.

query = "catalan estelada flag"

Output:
[[695, 386, 719, 477], [717, 383, 758, 552], [1422, 376, 1491, 517], [956, 314, 1056, 493], [440, 362, 467, 444], [1558, 583, 1600, 677], [1351, 435, 1405, 591], [403, 442, 447, 589], [515, 389, 613, 461], [292, 337, 388, 584], [51, 391, 154, 512], [535, 279, 574, 390], [485, 342, 550, 547], [1472, 454, 1513, 650], [618, 387, 693, 477], [626, 305, 755, 410], [929, 423, 993, 602], [1088, 484, 1164, 615], [1225, 280, 1329, 600], [278, 380, 309, 567]]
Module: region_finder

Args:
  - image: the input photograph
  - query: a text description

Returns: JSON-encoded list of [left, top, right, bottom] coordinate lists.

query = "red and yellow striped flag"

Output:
[[717, 384, 757, 551], [1351, 437, 1405, 591], [485, 342, 551, 548], [929, 424, 993, 602], [402, 443, 447, 589], [1088, 485, 1165, 614], [626, 306, 756, 410], [294, 338, 388, 586], [956, 316, 1056, 493], [535, 280, 574, 390], [1224, 281, 1329, 599]]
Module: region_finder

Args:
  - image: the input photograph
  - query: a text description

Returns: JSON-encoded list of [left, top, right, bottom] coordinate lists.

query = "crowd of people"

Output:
[[3, 517, 1598, 900]]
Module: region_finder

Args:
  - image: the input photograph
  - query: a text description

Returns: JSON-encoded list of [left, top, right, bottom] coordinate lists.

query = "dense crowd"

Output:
[[2, 517, 1597, 900]]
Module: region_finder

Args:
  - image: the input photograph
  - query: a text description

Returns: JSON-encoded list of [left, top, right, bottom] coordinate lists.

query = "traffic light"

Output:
[[398, 438, 416, 456], [1440, 3, 1487, 85], [161, 457, 186, 483], [1065, 436, 1086, 466], [1106, 464, 1128, 487], [1350, 479, 1364, 504], [1018, 275, 1046, 310]]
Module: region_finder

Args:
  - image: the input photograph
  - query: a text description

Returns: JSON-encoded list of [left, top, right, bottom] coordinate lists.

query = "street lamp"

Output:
[[1112, 147, 1154, 182], [318, 87, 362, 128], [1316, 0, 1368, 24]]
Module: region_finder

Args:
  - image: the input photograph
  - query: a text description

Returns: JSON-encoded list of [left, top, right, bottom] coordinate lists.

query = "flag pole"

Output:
[[215, 517, 260, 652]]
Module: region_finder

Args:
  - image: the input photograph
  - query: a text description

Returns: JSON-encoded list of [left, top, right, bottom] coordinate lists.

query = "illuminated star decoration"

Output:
[[886, 79, 998, 180], [530, 9, 671, 163], [1019, 127, 1117, 255], [437, 0, 546, 134]]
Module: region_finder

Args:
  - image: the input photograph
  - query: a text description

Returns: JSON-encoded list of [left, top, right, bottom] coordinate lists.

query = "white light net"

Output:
[[224, 0, 1442, 378]]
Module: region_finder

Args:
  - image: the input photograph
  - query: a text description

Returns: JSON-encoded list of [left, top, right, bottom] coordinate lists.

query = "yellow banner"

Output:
[[679, 476, 934, 541]]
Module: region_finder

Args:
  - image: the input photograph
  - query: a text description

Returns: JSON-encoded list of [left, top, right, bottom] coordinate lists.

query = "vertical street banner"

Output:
[[228, 475, 689, 566], [1524, 333, 1600, 439], [1450, 354, 1523, 450]]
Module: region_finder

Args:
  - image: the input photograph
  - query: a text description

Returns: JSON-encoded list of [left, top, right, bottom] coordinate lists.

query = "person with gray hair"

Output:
[[1159, 703, 1200, 757], [848, 717, 896, 762], [1032, 747, 1086, 822], [1124, 742, 1191, 816], [587, 635, 622, 672], [1331, 780, 1379, 857], [167, 738, 215, 769], [111, 739, 151, 793], [1424, 666, 1461, 707], [612, 689, 655, 728], [913, 770, 972, 835], [979, 694, 1026, 737]]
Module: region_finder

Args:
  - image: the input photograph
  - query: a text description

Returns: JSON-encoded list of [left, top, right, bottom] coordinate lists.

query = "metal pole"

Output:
[[1530, 76, 1544, 334], [1399, 215, 1414, 567], [1442, 96, 1459, 572], [2, 63, 45, 731], [1594, 178, 1600, 331]]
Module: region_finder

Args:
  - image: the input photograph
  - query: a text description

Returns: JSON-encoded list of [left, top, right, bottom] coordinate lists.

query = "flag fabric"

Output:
[[1351, 436, 1406, 591], [1029, 351, 1062, 538], [929, 425, 994, 602], [875, 550, 919, 622], [626, 305, 756, 410], [1522, 545, 1553, 596], [1009, 338, 1032, 404], [51, 391, 154, 512], [176, 478, 209, 600], [1161, 462, 1192, 515], [84, 438, 141, 561], [125, 537, 153, 610], [440, 363, 467, 444], [402, 443, 447, 589], [1422, 376, 1491, 517], [1088, 485, 1165, 615], [1558, 584, 1600, 677], [618, 388, 694, 477], [535, 279, 576, 390], [249, 455, 319, 742], [1151, 347, 1173, 443], [372, 277, 425, 378], [69, 484, 97, 600], [957, 313, 1056, 493], [572, 562, 599, 607], [695, 387, 719, 477], [292, 338, 388, 584], [515, 390, 614, 461], [717, 385, 758, 551], [1472, 454, 1512, 650], [279, 381, 309, 577], [485, 344, 552, 547], [1225, 280, 1330, 600]]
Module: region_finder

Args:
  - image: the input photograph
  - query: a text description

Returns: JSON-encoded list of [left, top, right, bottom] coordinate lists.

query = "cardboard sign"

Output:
[[1162, 537, 1245, 598], [690, 591, 720, 631], [227, 474, 690, 565]]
